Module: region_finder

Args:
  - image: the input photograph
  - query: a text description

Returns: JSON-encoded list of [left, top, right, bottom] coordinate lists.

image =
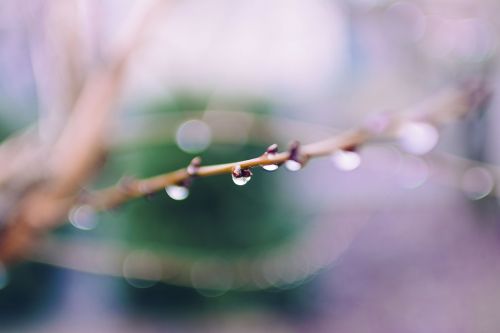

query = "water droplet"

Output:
[[331, 150, 361, 171], [285, 160, 302, 171], [461, 167, 494, 200], [69, 205, 98, 231], [398, 122, 439, 155], [232, 174, 252, 186], [165, 185, 189, 200], [232, 165, 252, 186], [262, 164, 279, 171]]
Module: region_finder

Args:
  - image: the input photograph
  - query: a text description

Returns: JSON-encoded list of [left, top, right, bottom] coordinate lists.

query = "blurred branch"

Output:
[[23, 0, 89, 138], [30, 207, 372, 291], [0, 0, 168, 263], [0, 0, 491, 267]]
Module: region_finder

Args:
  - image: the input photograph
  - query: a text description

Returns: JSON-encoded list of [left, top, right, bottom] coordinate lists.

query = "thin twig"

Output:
[[85, 82, 487, 211]]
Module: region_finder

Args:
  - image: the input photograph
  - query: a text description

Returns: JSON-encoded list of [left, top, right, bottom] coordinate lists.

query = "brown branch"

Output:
[[0, 0, 168, 263], [85, 82, 488, 211], [20, 81, 495, 290]]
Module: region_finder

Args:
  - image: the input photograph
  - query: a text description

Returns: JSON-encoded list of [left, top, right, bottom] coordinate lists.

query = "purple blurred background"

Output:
[[1, 0, 500, 332]]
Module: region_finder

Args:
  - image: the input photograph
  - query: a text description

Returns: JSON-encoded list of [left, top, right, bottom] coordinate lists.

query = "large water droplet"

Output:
[[232, 173, 252, 186], [69, 205, 98, 231], [398, 122, 439, 155], [165, 185, 189, 200], [232, 165, 252, 186], [331, 150, 361, 171], [262, 164, 279, 171], [285, 160, 302, 171]]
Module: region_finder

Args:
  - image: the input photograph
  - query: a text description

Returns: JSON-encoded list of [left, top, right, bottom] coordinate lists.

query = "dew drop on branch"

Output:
[[232, 165, 252, 186], [165, 185, 189, 200], [285, 160, 302, 171], [262, 164, 279, 171], [232, 173, 252, 186], [331, 150, 361, 171]]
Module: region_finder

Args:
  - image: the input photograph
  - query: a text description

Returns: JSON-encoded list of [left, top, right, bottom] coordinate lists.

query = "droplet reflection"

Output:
[[331, 150, 361, 171], [232, 165, 252, 186], [285, 160, 302, 172], [232, 173, 252, 186], [262, 164, 279, 171], [165, 185, 189, 200]]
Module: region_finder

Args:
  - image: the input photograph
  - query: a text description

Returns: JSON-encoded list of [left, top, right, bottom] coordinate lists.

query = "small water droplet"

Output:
[[165, 185, 189, 200], [331, 150, 361, 171], [285, 160, 302, 171], [69, 205, 98, 231], [262, 164, 279, 171], [398, 122, 439, 155]]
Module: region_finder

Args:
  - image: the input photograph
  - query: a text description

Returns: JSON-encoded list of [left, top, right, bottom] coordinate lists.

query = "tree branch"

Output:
[[84, 81, 489, 211]]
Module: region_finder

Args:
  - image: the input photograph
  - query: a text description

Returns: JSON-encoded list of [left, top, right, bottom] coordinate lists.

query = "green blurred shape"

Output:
[[98, 94, 301, 257]]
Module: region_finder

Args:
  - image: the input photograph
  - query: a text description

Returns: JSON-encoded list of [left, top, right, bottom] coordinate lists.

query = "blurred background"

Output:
[[1, 0, 500, 332]]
